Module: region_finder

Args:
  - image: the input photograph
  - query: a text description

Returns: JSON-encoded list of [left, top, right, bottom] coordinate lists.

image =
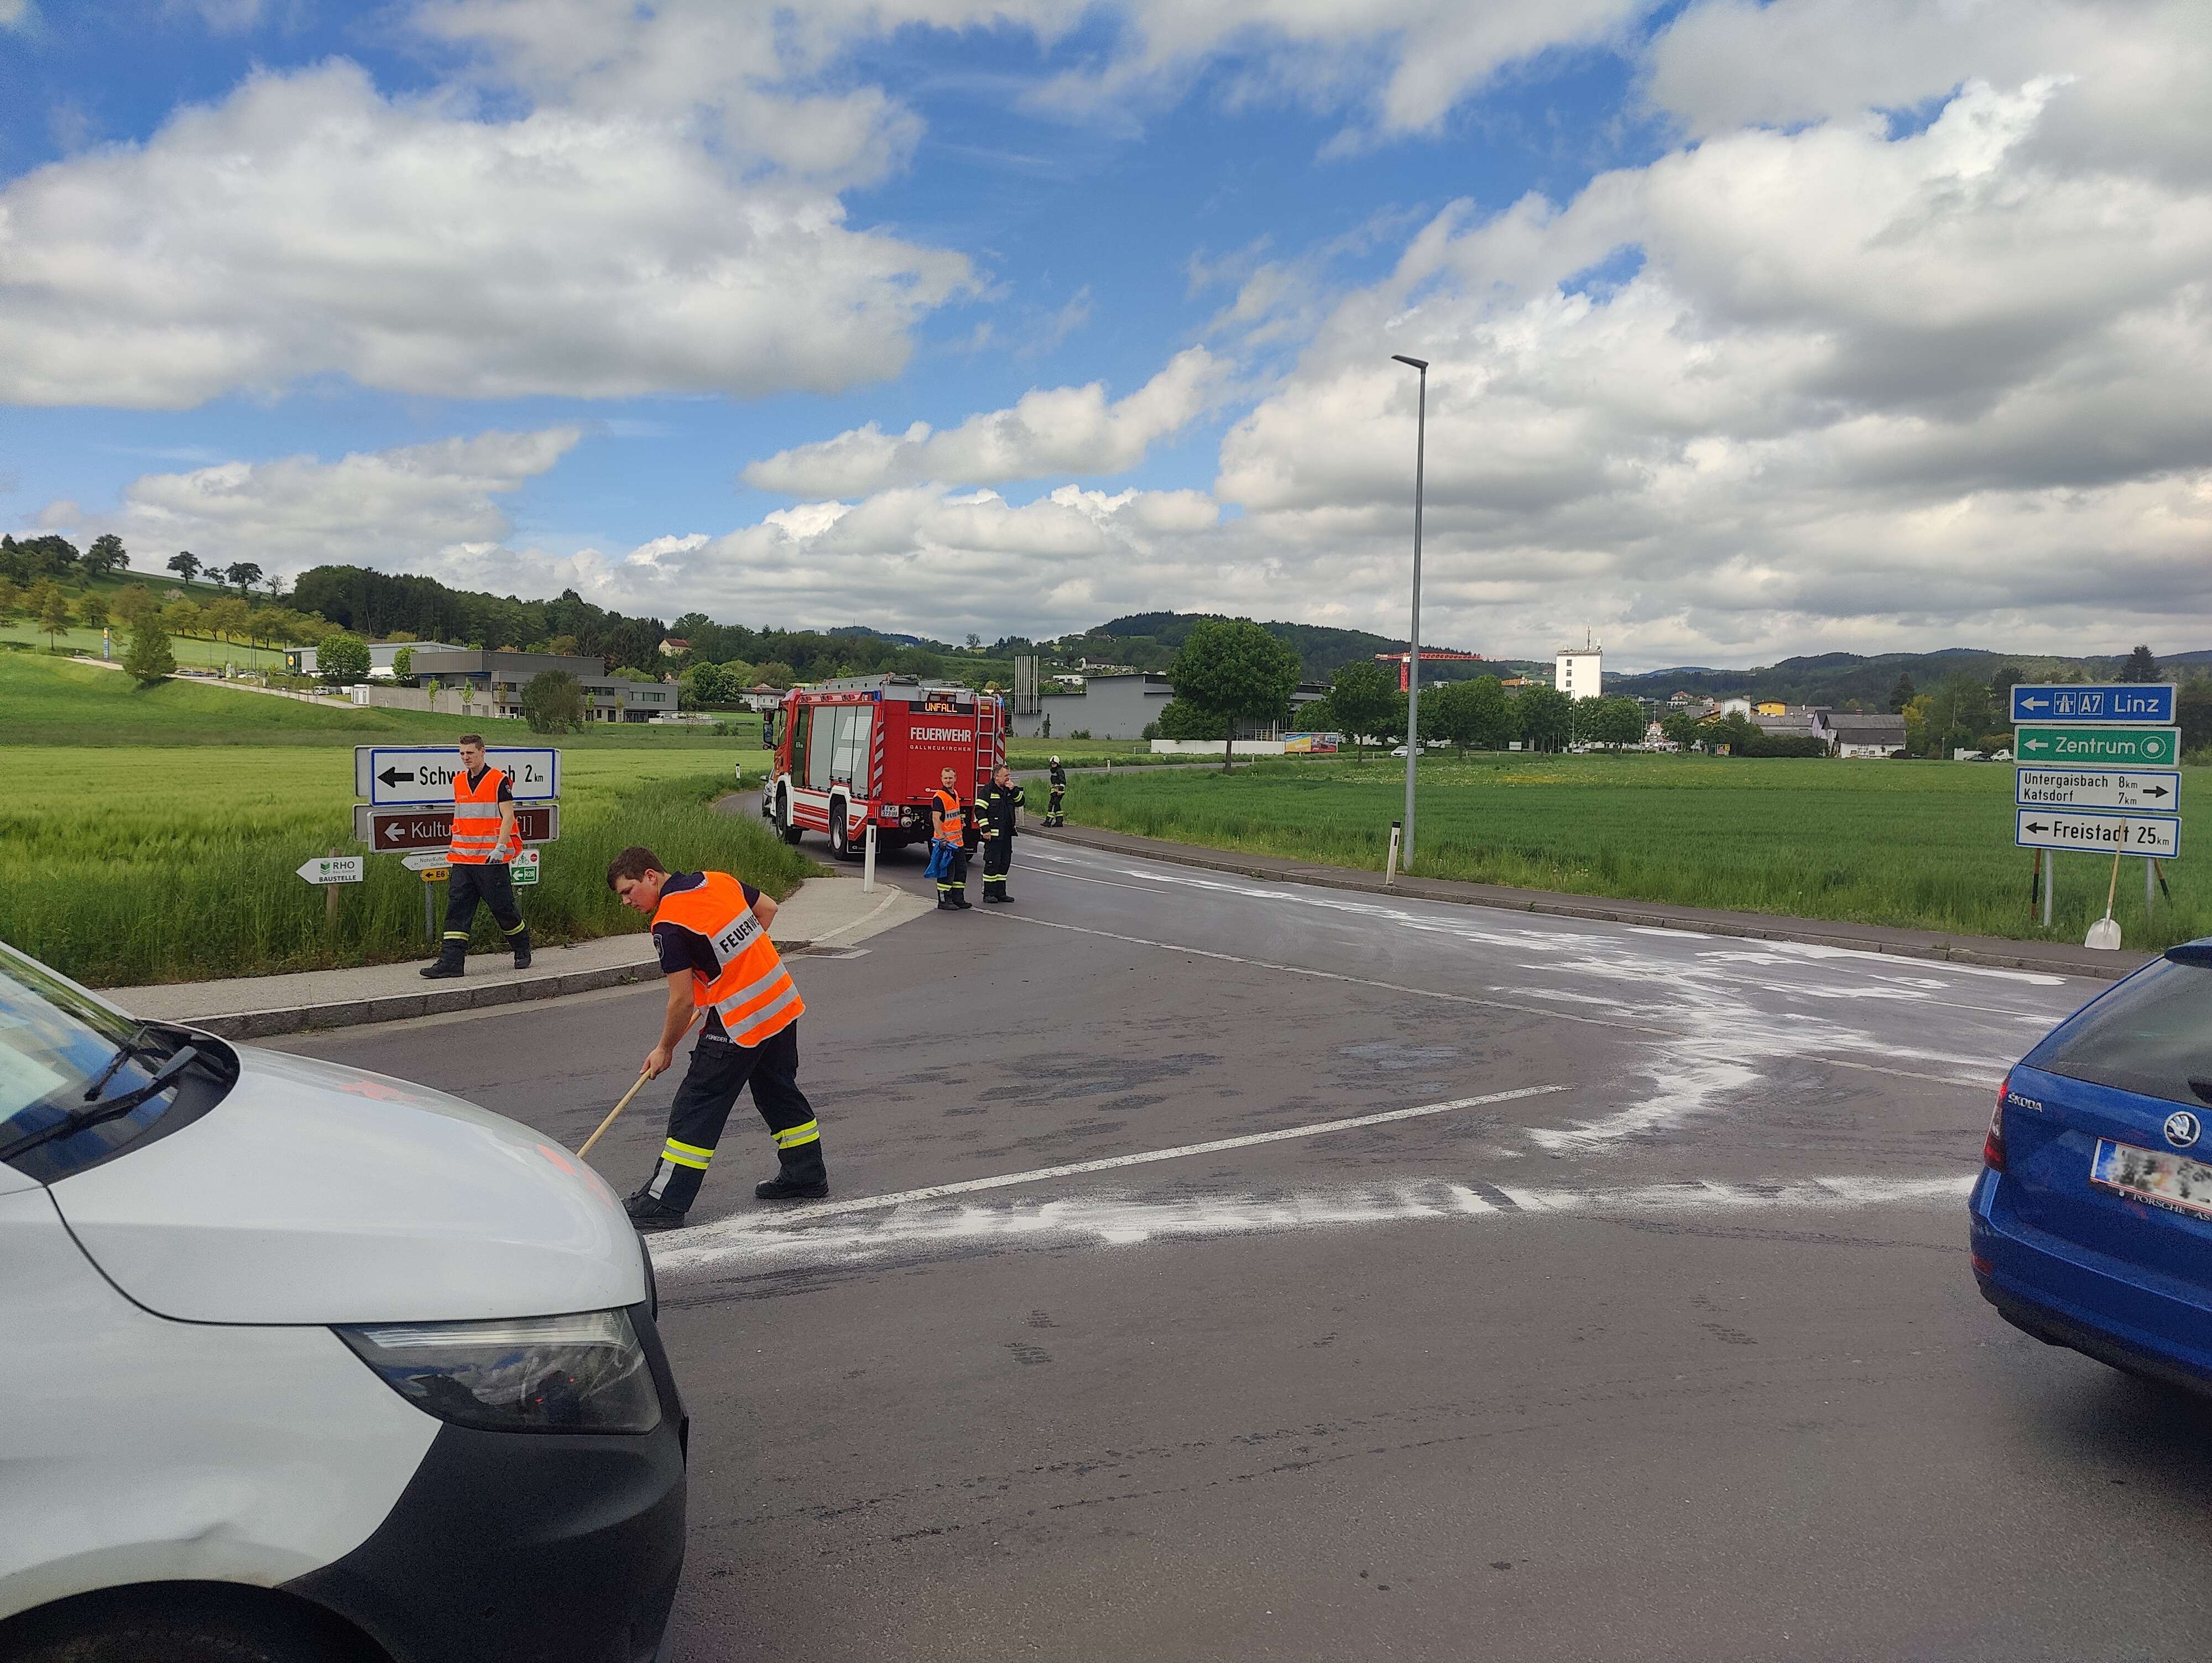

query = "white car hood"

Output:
[[49, 1044, 645, 1324]]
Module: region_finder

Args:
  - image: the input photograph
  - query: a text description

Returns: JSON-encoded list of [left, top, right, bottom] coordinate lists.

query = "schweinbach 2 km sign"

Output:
[[354, 746, 560, 807]]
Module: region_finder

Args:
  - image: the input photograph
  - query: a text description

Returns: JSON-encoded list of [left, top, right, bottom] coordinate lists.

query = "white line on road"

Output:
[[650, 1084, 1568, 1256], [653, 1171, 1978, 1274]]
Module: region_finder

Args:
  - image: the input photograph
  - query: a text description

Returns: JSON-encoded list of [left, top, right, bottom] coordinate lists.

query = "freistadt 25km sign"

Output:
[[2012, 725, 2178, 767], [2016, 808, 2180, 857], [2009, 684, 2176, 725]]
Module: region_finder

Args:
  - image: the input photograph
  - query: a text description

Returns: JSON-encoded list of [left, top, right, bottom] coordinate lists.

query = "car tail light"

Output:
[[1983, 1074, 2008, 1172]]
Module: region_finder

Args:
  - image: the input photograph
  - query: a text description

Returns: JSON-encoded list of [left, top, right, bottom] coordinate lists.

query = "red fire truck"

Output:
[[760, 676, 1005, 860]]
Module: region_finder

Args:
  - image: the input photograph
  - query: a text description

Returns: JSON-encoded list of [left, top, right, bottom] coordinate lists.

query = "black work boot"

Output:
[[624, 1188, 690, 1233], [511, 929, 533, 971], [937, 892, 956, 910], [756, 1147, 828, 1201], [419, 954, 465, 980]]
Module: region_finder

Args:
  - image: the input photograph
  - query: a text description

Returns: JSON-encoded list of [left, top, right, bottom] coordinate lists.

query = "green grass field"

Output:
[[0, 656, 802, 986], [1059, 752, 2212, 950]]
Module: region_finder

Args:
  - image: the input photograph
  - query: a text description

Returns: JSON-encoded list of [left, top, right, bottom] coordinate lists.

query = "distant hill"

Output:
[[826, 624, 937, 649], [1062, 611, 1493, 683], [1609, 647, 2208, 709]]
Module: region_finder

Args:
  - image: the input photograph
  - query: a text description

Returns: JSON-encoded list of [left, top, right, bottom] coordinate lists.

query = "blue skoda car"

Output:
[[1971, 942, 2212, 1395]]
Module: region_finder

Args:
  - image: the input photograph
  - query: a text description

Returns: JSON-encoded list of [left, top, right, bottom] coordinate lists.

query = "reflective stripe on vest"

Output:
[[651, 871, 805, 1047], [449, 766, 520, 864], [931, 788, 966, 844]]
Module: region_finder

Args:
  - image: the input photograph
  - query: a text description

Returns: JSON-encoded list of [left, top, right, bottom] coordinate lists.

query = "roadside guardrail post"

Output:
[[864, 822, 877, 893], [1385, 820, 1402, 887]]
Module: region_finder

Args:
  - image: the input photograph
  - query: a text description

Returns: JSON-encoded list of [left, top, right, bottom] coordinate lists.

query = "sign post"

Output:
[[2013, 686, 2182, 940]]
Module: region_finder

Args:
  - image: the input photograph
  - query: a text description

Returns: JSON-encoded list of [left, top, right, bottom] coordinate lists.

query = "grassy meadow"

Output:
[[1059, 752, 2212, 950], [1, 655, 805, 986]]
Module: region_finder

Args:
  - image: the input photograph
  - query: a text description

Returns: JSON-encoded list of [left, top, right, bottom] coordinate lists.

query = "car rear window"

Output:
[[2036, 957, 2212, 1108]]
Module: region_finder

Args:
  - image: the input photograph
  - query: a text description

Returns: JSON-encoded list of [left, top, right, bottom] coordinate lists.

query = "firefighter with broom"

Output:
[[601, 845, 826, 1231]]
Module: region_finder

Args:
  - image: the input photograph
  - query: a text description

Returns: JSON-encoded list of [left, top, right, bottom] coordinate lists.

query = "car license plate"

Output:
[[2090, 1139, 2212, 1221]]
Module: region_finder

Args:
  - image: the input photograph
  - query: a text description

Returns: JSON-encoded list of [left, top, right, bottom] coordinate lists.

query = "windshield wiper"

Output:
[[0, 1045, 200, 1165], [80, 1023, 166, 1101]]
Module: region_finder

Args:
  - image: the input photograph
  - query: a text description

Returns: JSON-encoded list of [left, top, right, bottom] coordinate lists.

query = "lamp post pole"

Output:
[[1391, 353, 1429, 862]]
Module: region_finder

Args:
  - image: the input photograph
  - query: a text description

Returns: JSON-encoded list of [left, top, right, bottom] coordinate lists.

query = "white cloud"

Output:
[[1194, 70, 2212, 664], [0, 62, 971, 409], [114, 428, 579, 573], [742, 347, 1229, 496]]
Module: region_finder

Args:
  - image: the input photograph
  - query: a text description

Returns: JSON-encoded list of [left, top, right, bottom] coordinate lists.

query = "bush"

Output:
[[522, 670, 585, 733], [1070, 729, 1091, 740], [123, 618, 176, 686]]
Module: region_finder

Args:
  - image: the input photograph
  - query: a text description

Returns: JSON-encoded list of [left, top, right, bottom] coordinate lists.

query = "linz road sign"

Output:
[[353, 746, 560, 807], [2016, 767, 2180, 812], [2016, 808, 2180, 858], [295, 856, 364, 886], [2010, 683, 2175, 725], [353, 803, 562, 850], [2012, 724, 2178, 767]]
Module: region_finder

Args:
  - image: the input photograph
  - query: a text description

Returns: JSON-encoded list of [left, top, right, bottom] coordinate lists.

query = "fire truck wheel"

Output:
[[828, 799, 859, 861], [775, 787, 804, 846]]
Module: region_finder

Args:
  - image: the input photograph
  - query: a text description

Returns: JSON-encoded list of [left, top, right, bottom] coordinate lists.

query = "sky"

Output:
[[1, 1, 2207, 671]]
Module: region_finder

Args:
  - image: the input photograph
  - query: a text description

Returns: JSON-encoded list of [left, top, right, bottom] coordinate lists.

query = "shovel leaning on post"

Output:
[[2085, 851, 2124, 951]]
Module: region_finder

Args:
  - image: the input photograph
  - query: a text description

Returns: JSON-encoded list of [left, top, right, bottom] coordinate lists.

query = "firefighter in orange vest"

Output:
[[930, 766, 971, 910], [420, 733, 531, 979], [606, 844, 824, 1228]]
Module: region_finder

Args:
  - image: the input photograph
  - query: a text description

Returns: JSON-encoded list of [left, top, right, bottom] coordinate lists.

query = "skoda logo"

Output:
[[2164, 1111, 2202, 1150]]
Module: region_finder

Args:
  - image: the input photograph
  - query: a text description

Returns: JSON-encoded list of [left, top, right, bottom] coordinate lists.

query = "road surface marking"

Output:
[[649, 1084, 1568, 1256], [990, 912, 1681, 1034], [653, 1172, 1978, 1275], [811, 886, 916, 944]]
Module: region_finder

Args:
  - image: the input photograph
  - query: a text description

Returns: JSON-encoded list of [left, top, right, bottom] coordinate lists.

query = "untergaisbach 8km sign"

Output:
[[2013, 725, 2179, 767], [2016, 768, 2180, 813], [353, 746, 560, 807], [2010, 684, 2176, 725]]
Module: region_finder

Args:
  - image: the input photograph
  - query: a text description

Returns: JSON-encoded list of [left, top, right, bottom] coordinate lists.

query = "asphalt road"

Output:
[[278, 834, 2212, 1661]]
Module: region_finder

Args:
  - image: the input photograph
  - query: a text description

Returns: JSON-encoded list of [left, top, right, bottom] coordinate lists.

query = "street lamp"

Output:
[[1391, 353, 1428, 861]]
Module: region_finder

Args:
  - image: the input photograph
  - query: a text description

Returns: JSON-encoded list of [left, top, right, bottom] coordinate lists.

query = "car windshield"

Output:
[[0, 944, 197, 1181], [2035, 955, 2212, 1108]]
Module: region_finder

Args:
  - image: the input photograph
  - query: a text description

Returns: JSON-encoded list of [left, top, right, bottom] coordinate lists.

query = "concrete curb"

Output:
[[1033, 823, 2154, 982], [170, 947, 816, 1042]]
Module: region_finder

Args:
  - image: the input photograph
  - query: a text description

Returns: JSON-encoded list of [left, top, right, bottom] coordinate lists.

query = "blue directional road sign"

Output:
[[2010, 683, 2174, 725], [353, 745, 560, 807]]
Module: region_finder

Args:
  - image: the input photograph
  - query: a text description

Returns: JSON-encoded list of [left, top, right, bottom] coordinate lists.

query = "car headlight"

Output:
[[335, 1309, 661, 1434]]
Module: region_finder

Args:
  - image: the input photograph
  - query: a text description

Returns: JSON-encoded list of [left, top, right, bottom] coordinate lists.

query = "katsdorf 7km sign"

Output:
[[354, 746, 560, 807], [2016, 767, 2179, 812], [2016, 809, 2180, 858], [2012, 725, 2178, 767], [2009, 684, 2175, 725], [354, 804, 561, 850]]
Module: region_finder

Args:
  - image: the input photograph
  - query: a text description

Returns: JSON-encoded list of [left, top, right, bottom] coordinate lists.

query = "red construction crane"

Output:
[[1374, 650, 1484, 692]]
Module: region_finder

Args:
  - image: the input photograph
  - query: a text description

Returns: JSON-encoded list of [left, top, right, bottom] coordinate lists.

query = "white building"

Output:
[[1555, 635, 1601, 700]]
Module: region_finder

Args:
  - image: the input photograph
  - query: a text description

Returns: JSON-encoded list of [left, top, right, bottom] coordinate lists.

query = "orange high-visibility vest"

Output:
[[448, 766, 521, 865], [653, 872, 804, 1047], [931, 787, 966, 844]]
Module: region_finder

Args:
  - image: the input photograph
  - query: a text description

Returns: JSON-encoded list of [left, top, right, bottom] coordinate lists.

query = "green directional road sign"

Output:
[[2013, 724, 2178, 767]]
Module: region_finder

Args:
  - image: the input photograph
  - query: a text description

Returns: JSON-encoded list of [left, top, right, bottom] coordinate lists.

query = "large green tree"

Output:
[[83, 534, 128, 579], [316, 631, 371, 686], [1517, 686, 1573, 752], [1464, 675, 1517, 752], [2121, 645, 2161, 683], [166, 551, 201, 585], [36, 583, 74, 650], [1320, 658, 1396, 762], [1168, 617, 1302, 772], [123, 616, 176, 686]]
